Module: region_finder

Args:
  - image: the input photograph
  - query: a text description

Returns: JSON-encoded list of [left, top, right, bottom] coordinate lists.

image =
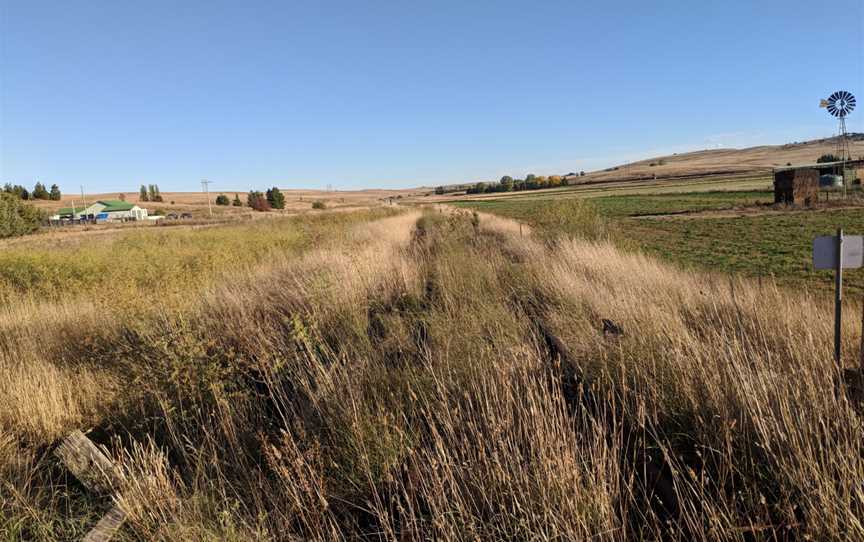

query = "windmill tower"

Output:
[[820, 90, 856, 161]]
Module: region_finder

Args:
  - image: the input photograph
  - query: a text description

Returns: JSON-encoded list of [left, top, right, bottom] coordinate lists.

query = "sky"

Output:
[[1, 0, 863, 193]]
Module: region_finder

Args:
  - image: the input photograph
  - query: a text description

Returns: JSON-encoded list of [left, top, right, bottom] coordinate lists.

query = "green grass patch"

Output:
[[619, 209, 864, 294], [589, 190, 772, 217]]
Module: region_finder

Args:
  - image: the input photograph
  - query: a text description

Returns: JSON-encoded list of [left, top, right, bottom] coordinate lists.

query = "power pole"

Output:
[[80, 186, 88, 221], [201, 179, 212, 217]]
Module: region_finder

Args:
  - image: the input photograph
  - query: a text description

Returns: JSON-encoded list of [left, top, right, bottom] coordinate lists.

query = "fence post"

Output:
[[835, 228, 844, 368], [55, 430, 127, 541]]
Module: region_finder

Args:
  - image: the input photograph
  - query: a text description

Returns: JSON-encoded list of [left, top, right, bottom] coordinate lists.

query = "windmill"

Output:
[[820, 90, 856, 161]]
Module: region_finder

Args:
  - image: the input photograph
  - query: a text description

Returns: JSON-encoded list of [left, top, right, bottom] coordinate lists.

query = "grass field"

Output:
[[618, 208, 864, 293], [457, 186, 864, 294], [5, 200, 864, 540], [0, 209, 397, 306], [23, 187, 420, 225]]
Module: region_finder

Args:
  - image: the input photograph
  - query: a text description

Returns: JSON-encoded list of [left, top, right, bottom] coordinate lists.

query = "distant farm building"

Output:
[[51, 200, 149, 222], [773, 159, 864, 205]]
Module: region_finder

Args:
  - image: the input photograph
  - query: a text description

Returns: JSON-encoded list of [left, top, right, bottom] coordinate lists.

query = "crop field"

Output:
[[3, 202, 864, 541]]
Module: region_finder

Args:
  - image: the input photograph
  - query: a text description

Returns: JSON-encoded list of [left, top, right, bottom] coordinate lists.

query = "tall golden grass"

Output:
[[2, 205, 862, 540]]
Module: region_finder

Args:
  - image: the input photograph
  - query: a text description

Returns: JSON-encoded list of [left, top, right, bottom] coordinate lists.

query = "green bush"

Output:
[[312, 200, 326, 210], [32, 182, 50, 200], [0, 193, 44, 238], [215, 194, 230, 206], [266, 187, 285, 210]]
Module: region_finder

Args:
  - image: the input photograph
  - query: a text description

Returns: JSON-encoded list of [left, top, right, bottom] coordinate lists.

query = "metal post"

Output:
[[860, 299, 864, 372], [835, 228, 844, 367]]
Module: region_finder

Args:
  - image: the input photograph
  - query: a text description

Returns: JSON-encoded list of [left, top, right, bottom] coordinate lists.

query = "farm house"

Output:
[[52, 200, 149, 221]]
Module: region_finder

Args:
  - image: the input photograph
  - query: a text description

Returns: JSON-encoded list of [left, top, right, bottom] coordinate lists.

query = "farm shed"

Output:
[[773, 159, 864, 205]]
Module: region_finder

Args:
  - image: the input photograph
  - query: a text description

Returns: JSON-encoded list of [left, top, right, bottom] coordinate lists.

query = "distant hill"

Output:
[[582, 134, 864, 183], [429, 135, 864, 195]]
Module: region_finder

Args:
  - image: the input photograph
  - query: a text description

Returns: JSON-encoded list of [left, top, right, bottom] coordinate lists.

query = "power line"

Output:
[[201, 179, 212, 217]]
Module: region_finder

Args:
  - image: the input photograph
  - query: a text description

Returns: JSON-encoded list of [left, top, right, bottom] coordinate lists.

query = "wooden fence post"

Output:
[[55, 430, 127, 542]]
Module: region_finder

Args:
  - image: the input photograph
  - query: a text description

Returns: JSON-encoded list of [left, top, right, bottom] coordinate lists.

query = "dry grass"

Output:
[[30, 187, 425, 217], [2, 205, 863, 540]]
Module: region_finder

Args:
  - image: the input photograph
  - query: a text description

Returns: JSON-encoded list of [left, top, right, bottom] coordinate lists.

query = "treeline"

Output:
[[214, 187, 286, 211], [463, 173, 585, 195], [215, 194, 243, 207], [139, 184, 164, 202], [434, 172, 586, 196], [2, 182, 61, 201]]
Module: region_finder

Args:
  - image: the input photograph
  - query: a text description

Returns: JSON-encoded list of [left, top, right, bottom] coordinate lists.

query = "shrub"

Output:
[[311, 200, 326, 210], [49, 184, 61, 200], [248, 191, 270, 211], [0, 193, 44, 238], [215, 194, 230, 206], [232, 194, 242, 207]]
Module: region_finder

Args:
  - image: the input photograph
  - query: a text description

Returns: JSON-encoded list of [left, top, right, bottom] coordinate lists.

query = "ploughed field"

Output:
[[2, 204, 863, 540]]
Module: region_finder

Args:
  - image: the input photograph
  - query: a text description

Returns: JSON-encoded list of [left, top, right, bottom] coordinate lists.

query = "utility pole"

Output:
[[201, 179, 212, 217]]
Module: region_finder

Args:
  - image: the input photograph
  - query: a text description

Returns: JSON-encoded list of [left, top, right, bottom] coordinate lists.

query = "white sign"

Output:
[[813, 235, 864, 269]]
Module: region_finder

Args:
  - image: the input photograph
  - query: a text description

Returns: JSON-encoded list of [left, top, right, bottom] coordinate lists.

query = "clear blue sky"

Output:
[[1, 0, 862, 193]]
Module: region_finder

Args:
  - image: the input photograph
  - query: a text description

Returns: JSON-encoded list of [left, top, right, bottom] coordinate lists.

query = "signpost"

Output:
[[813, 229, 864, 367]]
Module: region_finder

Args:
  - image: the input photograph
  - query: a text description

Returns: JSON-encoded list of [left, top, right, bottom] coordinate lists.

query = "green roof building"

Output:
[[52, 200, 149, 221]]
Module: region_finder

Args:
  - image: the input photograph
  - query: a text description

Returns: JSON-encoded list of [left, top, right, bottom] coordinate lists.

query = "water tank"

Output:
[[820, 174, 844, 190]]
